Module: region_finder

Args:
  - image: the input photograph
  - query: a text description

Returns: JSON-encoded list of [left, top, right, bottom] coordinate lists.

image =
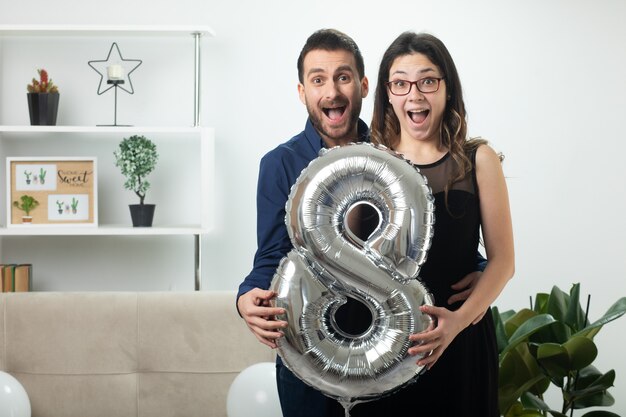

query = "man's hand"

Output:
[[448, 271, 486, 324], [237, 288, 288, 349], [409, 305, 467, 370]]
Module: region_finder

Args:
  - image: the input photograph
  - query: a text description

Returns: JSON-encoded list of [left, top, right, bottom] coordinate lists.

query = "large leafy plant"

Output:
[[493, 283, 626, 417]]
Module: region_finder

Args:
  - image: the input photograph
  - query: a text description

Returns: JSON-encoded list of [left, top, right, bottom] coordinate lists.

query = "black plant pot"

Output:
[[27, 93, 60, 125], [129, 204, 156, 227]]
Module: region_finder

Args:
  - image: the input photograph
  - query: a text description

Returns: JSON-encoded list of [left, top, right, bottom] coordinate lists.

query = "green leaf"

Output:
[[575, 326, 601, 339], [499, 345, 548, 413], [515, 343, 551, 395], [581, 410, 621, 417], [501, 309, 517, 322], [529, 377, 551, 396], [546, 412, 568, 417], [573, 390, 615, 408], [533, 293, 550, 313], [503, 314, 557, 356], [563, 336, 597, 370], [573, 297, 626, 338], [519, 393, 569, 417], [537, 343, 569, 377], [564, 283, 586, 331], [504, 401, 545, 417], [535, 337, 597, 382], [520, 391, 550, 410], [574, 365, 603, 388], [547, 285, 569, 322], [492, 306, 510, 354], [504, 402, 524, 417], [570, 369, 615, 399], [519, 393, 567, 417], [505, 309, 538, 338], [530, 320, 571, 345]]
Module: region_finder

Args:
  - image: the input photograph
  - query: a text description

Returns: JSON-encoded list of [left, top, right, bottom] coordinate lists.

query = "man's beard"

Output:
[[307, 101, 362, 144]]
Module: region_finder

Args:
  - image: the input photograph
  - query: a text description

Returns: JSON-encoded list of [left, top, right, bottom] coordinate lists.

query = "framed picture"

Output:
[[6, 157, 98, 227]]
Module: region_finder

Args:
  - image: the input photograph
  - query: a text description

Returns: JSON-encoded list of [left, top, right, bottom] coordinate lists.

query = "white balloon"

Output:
[[226, 362, 281, 417], [0, 372, 31, 417]]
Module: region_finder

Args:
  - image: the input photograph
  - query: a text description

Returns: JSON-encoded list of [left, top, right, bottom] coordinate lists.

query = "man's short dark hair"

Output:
[[297, 29, 365, 83]]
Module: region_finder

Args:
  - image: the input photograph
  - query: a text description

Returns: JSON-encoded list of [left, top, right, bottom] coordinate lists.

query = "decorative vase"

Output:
[[129, 204, 155, 227], [27, 93, 59, 125]]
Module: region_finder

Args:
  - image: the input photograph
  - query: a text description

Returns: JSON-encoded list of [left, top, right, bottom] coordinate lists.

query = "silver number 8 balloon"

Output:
[[270, 142, 436, 410]]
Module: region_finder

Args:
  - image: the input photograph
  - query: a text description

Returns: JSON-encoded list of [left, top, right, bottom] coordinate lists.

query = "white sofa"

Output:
[[0, 291, 274, 417]]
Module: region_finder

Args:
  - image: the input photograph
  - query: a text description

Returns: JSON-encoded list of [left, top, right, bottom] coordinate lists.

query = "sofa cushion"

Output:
[[0, 291, 275, 417]]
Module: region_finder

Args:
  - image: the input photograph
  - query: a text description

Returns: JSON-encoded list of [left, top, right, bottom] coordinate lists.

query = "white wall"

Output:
[[1, 0, 625, 413]]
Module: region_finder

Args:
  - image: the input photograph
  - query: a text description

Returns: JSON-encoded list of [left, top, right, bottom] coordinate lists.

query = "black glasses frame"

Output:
[[386, 77, 445, 96]]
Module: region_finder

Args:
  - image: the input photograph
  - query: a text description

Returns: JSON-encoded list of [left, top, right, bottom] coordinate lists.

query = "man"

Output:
[[237, 29, 482, 417]]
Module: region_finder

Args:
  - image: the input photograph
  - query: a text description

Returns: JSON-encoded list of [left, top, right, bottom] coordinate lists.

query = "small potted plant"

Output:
[[27, 68, 60, 125], [13, 195, 40, 224], [114, 135, 158, 227]]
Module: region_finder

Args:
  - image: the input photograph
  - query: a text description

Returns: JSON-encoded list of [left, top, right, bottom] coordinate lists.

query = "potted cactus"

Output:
[[27, 68, 60, 125], [13, 195, 40, 223], [114, 135, 158, 227], [71, 197, 79, 214], [39, 168, 47, 185], [24, 170, 33, 184]]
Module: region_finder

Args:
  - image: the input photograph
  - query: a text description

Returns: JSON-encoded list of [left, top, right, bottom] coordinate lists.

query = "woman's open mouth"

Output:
[[408, 109, 429, 124]]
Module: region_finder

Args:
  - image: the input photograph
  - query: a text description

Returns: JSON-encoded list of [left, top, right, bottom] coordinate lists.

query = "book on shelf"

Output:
[[15, 264, 32, 292], [1, 265, 6, 291], [2, 264, 15, 291], [1, 264, 32, 292]]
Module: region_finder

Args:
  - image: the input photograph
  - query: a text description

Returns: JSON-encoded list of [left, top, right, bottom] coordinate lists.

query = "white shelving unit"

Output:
[[0, 25, 215, 290], [0, 25, 217, 36]]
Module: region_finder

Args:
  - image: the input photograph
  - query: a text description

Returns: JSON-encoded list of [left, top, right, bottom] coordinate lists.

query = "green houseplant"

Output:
[[26, 68, 60, 125], [493, 283, 626, 417], [114, 135, 158, 227], [13, 195, 40, 223]]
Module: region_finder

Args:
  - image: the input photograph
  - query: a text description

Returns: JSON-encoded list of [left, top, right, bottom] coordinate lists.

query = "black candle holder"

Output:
[[88, 42, 142, 127], [105, 79, 127, 127]]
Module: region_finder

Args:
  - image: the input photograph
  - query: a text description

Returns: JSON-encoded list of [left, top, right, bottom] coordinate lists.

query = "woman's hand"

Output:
[[408, 304, 469, 370]]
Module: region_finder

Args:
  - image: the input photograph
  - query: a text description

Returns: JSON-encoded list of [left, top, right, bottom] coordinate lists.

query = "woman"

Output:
[[361, 32, 514, 416]]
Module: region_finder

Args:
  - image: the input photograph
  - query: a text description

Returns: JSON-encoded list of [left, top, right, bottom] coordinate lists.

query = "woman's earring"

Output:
[[388, 99, 392, 103]]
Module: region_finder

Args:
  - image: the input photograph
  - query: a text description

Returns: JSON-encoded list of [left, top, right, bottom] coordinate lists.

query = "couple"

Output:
[[237, 29, 514, 417]]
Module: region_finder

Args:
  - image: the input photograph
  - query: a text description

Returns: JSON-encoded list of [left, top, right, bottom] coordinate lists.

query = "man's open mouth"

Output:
[[323, 106, 347, 121]]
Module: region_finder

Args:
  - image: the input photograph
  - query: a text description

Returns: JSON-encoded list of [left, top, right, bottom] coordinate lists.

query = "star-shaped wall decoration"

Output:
[[88, 42, 142, 95]]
